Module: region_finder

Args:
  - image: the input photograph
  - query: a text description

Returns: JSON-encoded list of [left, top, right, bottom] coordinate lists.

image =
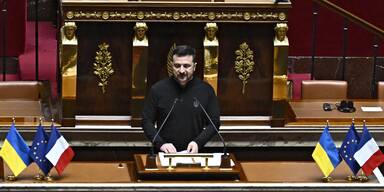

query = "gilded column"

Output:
[[273, 23, 289, 100], [203, 23, 219, 95], [60, 22, 78, 99], [131, 22, 149, 127], [60, 22, 78, 126]]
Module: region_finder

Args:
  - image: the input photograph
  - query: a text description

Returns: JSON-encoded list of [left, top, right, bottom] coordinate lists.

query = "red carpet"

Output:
[[18, 21, 57, 97]]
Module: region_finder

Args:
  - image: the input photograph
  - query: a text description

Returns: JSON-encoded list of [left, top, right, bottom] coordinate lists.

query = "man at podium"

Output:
[[142, 45, 220, 154]]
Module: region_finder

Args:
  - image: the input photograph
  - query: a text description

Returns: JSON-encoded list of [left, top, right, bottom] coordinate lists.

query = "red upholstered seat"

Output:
[[288, 73, 311, 100]]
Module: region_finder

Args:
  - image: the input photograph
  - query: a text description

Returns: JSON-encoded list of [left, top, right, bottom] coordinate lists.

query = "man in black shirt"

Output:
[[142, 45, 220, 153]]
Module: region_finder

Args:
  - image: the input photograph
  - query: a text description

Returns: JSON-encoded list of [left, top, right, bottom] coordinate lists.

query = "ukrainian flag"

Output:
[[0, 124, 31, 176], [312, 126, 341, 177]]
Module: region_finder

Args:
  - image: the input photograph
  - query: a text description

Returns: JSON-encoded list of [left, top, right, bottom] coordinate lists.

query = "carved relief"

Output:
[[234, 42, 255, 95], [167, 43, 177, 77], [203, 23, 219, 94], [93, 43, 114, 94], [65, 11, 283, 22], [274, 23, 289, 46]]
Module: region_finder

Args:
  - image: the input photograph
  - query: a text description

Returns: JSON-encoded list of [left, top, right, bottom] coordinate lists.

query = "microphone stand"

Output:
[[145, 98, 178, 169], [194, 97, 231, 169], [1, 0, 7, 81], [371, 37, 379, 98], [310, 2, 318, 80]]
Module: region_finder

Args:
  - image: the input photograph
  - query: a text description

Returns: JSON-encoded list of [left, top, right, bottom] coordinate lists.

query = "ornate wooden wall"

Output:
[[60, 0, 290, 127]]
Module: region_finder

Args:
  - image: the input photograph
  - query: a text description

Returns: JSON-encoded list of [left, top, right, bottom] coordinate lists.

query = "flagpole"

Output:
[[372, 168, 384, 184], [358, 120, 369, 182], [44, 119, 56, 182], [34, 118, 46, 181]]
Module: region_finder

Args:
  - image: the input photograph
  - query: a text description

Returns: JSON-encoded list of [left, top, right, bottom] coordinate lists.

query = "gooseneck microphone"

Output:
[[193, 97, 231, 168], [146, 98, 178, 169], [151, 98, 179, 148], [193, 97, 227, 155]]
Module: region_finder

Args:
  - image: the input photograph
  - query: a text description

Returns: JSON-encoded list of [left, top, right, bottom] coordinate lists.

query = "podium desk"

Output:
[[1, 160, 383, 191], [287, 100, 384, 127], [134, 154, 242, 181]]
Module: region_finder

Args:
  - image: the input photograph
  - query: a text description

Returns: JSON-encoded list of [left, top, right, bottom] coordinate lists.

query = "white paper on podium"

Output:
[[361, 106, 383, 112], [158, 152, 234, 167]]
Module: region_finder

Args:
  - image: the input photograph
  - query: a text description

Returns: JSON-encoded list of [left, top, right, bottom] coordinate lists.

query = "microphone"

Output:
[[193, 97, 231, 168], [146, 98, 178, 169]]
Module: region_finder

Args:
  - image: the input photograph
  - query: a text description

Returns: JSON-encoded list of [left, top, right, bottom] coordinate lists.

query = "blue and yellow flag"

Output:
[[0, 124, 32, 176], [312, 126, 341, 177]]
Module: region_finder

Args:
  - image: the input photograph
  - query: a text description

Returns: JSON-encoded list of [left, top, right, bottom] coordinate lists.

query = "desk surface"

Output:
[[2, 161, 382, 192], [288, 100, 384, 126]]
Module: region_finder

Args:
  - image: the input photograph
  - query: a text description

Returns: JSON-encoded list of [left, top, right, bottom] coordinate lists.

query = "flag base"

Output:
[[357, 174, 369, 182], [45, 175, 54, 182], [6, 175, 17, 181], [34, 173, 45, 181], [346, 175, 357, 182], [321, 176, 333, 183]]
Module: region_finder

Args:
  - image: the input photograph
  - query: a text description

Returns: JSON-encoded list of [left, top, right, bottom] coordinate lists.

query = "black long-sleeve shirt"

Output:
[[142, 77, 220, 151]]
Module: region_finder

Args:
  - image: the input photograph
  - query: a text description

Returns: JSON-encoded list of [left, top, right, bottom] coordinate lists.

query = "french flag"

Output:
[[45, 126, 75, 175], [354, 124, 384, 183]]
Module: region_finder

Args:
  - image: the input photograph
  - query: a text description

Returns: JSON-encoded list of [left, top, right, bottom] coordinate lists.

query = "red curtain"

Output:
[[288, 0, 384, 56], [0, 0, 26, 56]]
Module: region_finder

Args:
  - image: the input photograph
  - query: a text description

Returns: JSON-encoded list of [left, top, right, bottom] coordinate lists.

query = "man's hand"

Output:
[[160, 143, 177, 153], [187, 141, 198, 153]]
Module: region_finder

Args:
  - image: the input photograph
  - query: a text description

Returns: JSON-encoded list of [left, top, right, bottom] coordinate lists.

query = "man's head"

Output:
[[134, 22, 148, 41], [172, 45, 197, 87]]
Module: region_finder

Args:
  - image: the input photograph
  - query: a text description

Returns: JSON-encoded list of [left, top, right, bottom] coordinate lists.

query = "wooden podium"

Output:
[[134, 154, 243, 181]]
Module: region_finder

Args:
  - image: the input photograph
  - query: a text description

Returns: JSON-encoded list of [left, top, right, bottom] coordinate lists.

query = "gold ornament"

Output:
[[234, 42, 255, 94], [93, 42, 114, 94], [167, 43, 177, 77]]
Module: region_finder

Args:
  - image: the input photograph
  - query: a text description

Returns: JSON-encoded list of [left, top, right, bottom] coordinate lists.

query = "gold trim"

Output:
[[234, 42, 255, 95], [207, 12, 216, 20], [66, 11, 74, 19], [65, 10, 282, 22], [243, 12, 251, 21], [167, 43, 177, 77], [102, 11, 110, 20], [173, 12, 180, 20], [137, 11, 145, 20], [278, 12, 286, 21], [93, 42, 114, 94]]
